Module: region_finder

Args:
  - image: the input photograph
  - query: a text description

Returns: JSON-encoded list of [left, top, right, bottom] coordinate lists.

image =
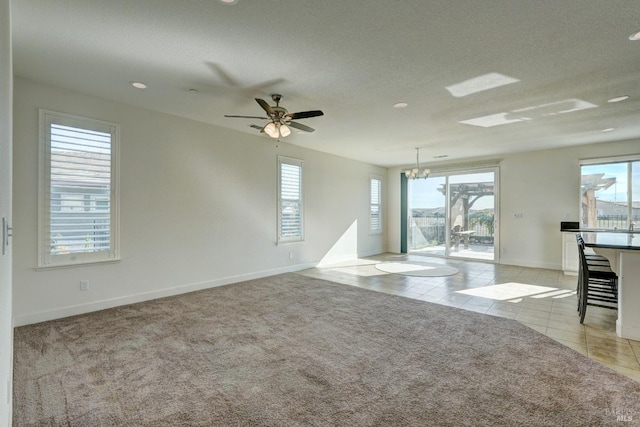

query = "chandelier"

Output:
[[404, 148, 430, 179]]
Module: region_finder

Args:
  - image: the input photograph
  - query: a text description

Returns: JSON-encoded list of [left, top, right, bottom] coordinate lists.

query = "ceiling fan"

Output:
[[224, 94, 324, 139]]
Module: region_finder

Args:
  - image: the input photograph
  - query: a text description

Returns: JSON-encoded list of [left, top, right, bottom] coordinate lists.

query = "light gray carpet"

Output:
[[375, 261, 459, 276], [13, 273, 640, 426]]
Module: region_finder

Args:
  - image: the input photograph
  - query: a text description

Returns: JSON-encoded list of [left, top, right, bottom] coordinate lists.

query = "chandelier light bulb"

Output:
[[279, 124, 291, 138], [264, 122, 278, 138]]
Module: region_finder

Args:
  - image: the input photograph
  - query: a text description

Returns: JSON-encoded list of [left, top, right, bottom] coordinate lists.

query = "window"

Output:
[[278, 156, 303, 242], [580, 156, 640, 230], [39, 110, 119, 267], [370, 175, 382, 233]]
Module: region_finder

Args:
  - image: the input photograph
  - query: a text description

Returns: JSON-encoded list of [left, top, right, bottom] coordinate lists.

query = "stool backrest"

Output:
[[575, 234, 589, 284]]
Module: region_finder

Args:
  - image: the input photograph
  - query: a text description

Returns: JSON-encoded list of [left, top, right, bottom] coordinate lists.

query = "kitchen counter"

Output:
[[579, 230, 640, 340], [581, 231, 640, 250]]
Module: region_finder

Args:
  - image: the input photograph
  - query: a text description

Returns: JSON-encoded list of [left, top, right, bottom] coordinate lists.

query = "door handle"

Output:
[[2, 217, 12, 256]]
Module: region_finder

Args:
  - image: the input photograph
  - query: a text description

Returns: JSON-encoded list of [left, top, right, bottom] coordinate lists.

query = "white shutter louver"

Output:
[[278, 157, 303, 242], [370, 177, 382, 232], [50, 124, 112, 255], [40, 110, 119, 267]]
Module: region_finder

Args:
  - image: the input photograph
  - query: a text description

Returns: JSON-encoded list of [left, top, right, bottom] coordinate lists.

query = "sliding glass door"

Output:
[[407, 176, 447, 256], [448, 172, 496, 260], [406, 168, 497, 261]]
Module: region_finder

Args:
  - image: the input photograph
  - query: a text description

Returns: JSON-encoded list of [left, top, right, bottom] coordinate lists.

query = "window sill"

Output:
[[36, 258, 121, 271], [276, 239, 304, 246]]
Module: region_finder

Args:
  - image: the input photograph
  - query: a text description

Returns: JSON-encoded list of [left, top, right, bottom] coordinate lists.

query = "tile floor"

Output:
[[298, 253, 640, 383]]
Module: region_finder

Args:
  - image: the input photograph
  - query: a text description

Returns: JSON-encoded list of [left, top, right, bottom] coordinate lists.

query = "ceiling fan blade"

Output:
[[285, 110, 324, 120], [249, 124, 265, 132], [287, 121, 315, 133], [255, 98, 276, 116], [248, 78, 286, 94], [224, 115, 268, 119], [207, 62, 241, 88]]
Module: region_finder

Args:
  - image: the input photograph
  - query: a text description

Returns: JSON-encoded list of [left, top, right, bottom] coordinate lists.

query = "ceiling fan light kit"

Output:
[[225, 94, 323, 140], [264, 122, 291, 139], [404, 148, 430, 179]]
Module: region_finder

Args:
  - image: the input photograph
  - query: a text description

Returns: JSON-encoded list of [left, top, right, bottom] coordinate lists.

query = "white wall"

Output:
[[387, 141, 640, 270], [13, 78, 386, 326], [0, 0, 13, 423]]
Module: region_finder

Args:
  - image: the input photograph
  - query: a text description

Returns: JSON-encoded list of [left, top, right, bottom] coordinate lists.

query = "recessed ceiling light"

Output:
[[607, 95, 629, 103], [629, 31, 640, 41], [393, 102, 408, 109], [219, 0, 239, 4], [130, 81, 147, 89], [601, 128, 615, 132]]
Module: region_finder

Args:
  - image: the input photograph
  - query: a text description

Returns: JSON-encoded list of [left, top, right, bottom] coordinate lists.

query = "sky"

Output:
[[582, 161, 640, 204], [408, 171, 495, 210], [408, 162, 640, 211]]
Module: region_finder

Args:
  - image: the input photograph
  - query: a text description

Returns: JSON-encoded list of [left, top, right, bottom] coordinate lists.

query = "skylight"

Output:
[[445, 72, 520, 98], [460, 98, 598, 128]]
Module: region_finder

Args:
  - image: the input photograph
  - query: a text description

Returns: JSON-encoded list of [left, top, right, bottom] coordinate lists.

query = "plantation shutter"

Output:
[[278, 157, 303, 242], [40, 110, 119, 266], [370, 176, 382, 232]]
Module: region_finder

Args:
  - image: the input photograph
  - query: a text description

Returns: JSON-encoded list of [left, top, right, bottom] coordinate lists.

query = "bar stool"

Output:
[[576, 238, 617, 323], [575, 233, 613, 312], [576, 234, 611, 267]]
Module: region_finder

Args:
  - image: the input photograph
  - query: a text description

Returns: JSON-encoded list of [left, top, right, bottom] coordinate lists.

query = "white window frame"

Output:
[[370, 174, 383, 234], [38, 109, 120, 267], [277, 156, 304, 243], [580, 154, 640, 230]]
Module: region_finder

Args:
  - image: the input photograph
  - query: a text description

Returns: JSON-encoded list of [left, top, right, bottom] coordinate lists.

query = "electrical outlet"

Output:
[[80, 280, 89, 291], [513, 213, 524, 219]]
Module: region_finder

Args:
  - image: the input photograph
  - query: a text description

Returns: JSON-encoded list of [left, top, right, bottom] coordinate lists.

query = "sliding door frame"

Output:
[[402, 165, 500, 262]]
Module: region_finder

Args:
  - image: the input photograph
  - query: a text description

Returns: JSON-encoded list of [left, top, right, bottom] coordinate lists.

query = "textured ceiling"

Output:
[[11, 0, 640, 167]]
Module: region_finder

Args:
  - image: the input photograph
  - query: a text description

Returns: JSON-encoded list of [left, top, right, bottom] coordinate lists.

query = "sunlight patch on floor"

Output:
[[456, 282, 558, 301], [530, 289, 576, 299], [375, 262, 438, 273], [330, 266, 387, 277]]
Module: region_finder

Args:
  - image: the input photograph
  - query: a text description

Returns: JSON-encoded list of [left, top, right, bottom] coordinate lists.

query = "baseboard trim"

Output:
[[13, 262, 316, 327], [498, 259, 561, 271], [358, 249, 385, 258], [315, 253, 359, 267], [617, 319, 640, 341], [16, 249, 564, 327], [14, 250, 389, 327]]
